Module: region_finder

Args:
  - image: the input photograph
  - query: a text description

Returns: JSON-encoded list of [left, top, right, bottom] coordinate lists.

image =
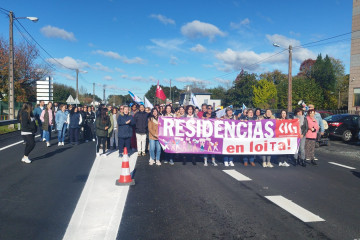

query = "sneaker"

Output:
[[47, 142, 50, 147], [42, 138, 46, 142], [21, 157, 31, 164], [267, 162, 274, 168], [250, 162, 256, 167], [149, 159, 155, 165], [313, 157, 318, 161], [156, 160, 161, 166], [169, 159, 174, 165], [204, 162, 208, 166], [138, 152, 142, 156], [96, 153, 101, 157], [142, 152, 146, 156], [229, 161, 234, 167], [58, 142, 61, 146], [92, 138, 96, 142], [262, 162, 267, 168], [119, 153, 123, 158], [283, 162, 290, 167], [163, 160, 169, 164], [62, 142, 65, 146], [224, 161, 229, 167], [212, 161, 218, 166], [279, 162, 283, 166]]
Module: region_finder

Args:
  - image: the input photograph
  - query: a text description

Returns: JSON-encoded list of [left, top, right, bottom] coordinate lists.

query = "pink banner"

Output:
[[158, 117, 300, 155]]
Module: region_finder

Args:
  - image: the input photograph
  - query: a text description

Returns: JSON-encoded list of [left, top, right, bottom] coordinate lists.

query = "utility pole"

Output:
[[9, 11, 14, 121], [76, 69, 79, 100], [288, 45, 292, 113], [92, 83, 95, 105], [169, 79, 172, 103], [103, 86, 106, 104]]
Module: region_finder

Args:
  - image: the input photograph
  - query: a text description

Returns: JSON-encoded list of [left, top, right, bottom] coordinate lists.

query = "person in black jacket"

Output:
[[84, 106, 96, 142], [117, 106, 134, 156], [20, 103, 37, 164], [133, 104, 149, 156], [96, 108, 111, 157]]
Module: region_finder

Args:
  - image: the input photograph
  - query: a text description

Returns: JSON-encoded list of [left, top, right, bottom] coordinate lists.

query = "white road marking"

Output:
[[328, 162, 356, 170], [265, 195, 325, 222], [223, 169, 252, 181], [0, 134, 40, 151], [63, 151, 138, 240]]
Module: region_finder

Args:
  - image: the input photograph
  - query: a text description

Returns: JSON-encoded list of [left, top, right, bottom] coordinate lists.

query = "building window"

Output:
[[354, 88, 360, 106]]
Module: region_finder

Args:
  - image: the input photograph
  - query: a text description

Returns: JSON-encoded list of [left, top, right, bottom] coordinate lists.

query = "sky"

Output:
[[0, 0, 354, 100]]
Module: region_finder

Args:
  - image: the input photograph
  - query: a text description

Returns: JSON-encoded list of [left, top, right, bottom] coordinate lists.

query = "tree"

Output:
[[53, 83, 76, 103], [0, 37, 51, 103], [224, 71, 257, 107], [207, 86, 227, 102], [312, 54, 336, 92], [107, 94, 132, 106], [292, 76, 324, 109], [297, 59, 316, 79], [259, 70, 287, 85], [252, 79, 277, 109], [144, 85, 181, 104]]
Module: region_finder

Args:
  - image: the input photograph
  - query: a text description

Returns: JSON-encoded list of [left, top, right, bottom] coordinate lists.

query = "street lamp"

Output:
[[273, 43, 293, 113], [8, 11, 38, 121]]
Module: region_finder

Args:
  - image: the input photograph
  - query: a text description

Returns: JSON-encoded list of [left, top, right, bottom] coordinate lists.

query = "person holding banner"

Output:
[[176, 106, 186, 118], [260, 109, 275, 168], [198, 103, 207, 118], [202, 105, 218, 167], [181, 105, 198, 165], [148, 108, 161, 166], [305, 109, 319, 165], [277, 110, 291, 167], [118, 106, 134, 157], [241, 109, 256, 167], [222, 107, 237, 167], [162, 105, 175, 165]]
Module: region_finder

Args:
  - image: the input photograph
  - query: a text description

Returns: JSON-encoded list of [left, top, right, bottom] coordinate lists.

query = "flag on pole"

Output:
[[242, 103, 247, 110], [128, 91, 144, 105], [156, 80, 166, 100], [144, 96, 154, 109], [190, 93, 200, 108]]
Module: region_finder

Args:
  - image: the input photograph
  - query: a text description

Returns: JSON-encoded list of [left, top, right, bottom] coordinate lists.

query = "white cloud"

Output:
[[40, 25, 76, 41], [94, 62, 112, 72], [148, 39, 185, 51], [93, 50, 146, 64], [56, 72, 76, 81], [175, 76, 209, 84], [120, 75, 157, 83], [47, 56, 90, 70], [88, 43, 95, 47], [215, 34, 315, 72], [170, 56, 178, 65], [104, 75, 113, 81], [215, 77, 231, 84], [230, 18, 250, 29], [150, 14, 175, 25], [114, 67, 124, 73], [181, 20, 226, 40], [106, 84, 129, 92], [190, 44, 206, 53]]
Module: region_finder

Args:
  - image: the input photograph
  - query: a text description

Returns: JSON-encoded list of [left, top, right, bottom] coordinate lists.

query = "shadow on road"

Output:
[[351, 171, 360, 180], [31, 146, 72, 162]]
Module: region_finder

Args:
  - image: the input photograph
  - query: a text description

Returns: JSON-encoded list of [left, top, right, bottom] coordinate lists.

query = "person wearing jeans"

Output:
[[148, 108, 161, 166], [243, 155, 255, 166], [40, 102, 54, 147], [96, 108, 111, 156], [55, 104, 68, 146], [67, 106, 82, 145], [117, 106, 134, 156]]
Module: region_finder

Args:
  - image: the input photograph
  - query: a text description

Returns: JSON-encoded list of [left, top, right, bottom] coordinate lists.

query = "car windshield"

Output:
[[324, 115, 346, 121]]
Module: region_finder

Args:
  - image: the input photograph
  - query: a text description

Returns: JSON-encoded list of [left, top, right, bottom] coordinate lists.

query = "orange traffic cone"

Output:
[[116, 147, 135, 186]]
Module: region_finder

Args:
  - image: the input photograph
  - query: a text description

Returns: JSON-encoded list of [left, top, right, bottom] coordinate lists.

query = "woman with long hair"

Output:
[[162, 104, 175, 165], [20, 103, 37, 163], [148, 108, 161, 166], [96, 108, 111, 157], [55, 104, 68, 146], [222, 107, 236, 167], [277, 110, 291, 167], [40, 102, 54, 147], [67, 106, 82, 145]]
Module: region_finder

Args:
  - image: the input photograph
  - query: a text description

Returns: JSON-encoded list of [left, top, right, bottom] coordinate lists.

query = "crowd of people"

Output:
[[19, 100, 324, 168]]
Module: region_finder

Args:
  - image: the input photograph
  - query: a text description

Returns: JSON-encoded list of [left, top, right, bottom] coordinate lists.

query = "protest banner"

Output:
[[158, 117, 300, 155]]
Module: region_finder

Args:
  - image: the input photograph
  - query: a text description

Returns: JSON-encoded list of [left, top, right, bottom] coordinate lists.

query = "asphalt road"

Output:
[[0, 131, 359, 240], [117, 143, 360, 239], [0, 131, 96, 240]]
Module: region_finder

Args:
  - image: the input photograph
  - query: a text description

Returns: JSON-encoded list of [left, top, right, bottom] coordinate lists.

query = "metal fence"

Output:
[[0, 101, 27, 120]]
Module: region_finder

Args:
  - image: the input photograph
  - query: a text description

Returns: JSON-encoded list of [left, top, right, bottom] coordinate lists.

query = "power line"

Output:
[[15, 18, 75, 70], [0, 7, 10, 13]]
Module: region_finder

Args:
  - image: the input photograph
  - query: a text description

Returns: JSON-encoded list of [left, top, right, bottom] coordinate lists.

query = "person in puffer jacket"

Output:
[[117, 106, 134, 156]]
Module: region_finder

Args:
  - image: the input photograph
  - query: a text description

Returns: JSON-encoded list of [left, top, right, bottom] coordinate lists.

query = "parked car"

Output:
[[317, 111, 333, 119], [324, 114, 360, 142]]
